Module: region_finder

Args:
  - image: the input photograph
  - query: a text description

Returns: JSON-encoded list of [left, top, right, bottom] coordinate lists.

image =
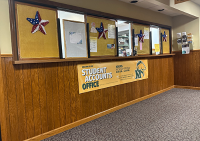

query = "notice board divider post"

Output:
[[86, 23, 90, 58], [57, 18, 63, 59], [132, 29, 135, 56], [116, 27, 119, 57], [150, 31, 152, 55], [160, 33, 163, 54]]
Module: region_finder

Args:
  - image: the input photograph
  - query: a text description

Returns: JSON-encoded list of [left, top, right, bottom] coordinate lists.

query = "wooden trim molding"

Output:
[[174, 85, 200, 90], [13, 54, 175, 64], [24, 85, 174, 141], [1, 54, 13, 58]]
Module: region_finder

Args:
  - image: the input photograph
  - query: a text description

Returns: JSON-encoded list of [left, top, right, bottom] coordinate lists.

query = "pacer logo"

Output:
[[135, 61, 147, 79], [81, 67, 113, 90]]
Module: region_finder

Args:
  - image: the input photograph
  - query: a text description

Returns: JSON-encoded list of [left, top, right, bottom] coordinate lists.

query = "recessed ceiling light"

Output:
[[158, 9, 164, 11], [130, 0, 138, 3]]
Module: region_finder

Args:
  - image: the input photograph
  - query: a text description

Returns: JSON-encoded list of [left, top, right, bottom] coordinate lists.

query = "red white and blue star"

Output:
[[162, 31, 167, 42], [96, 22, 108, 39], [137, 30, 145, 43], [27, 11, 49, 35]]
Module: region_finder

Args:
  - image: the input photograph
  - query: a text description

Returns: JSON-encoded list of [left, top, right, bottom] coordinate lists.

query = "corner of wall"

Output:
[[0, 0, 12, 54]]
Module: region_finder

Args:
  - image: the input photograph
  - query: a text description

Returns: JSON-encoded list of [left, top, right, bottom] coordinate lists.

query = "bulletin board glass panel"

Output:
[[117, 20, 132, 57], [63, 20, 88, 58], [150, 26, 160, 55], [161, 28, 170, 54], [133, 23, 150, 55], [15, 3, 60, 59], [58, 10, 85, 58], [87, 16, 117, 57]]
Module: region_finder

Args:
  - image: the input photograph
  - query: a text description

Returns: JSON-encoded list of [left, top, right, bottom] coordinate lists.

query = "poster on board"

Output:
[[182, 44, 190, 54], [77, 60, 148, 94], [64, 20, 87, 58]]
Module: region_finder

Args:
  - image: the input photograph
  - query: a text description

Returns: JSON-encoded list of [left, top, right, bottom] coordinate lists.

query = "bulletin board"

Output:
[[132, 23, 150, 55], [15, 3, 60, 59], [87, 16, 117, 57], [161, 28, 170, 54]]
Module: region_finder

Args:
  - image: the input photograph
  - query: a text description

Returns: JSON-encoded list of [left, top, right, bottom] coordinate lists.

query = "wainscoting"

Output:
[[1, 56, 174, 141]]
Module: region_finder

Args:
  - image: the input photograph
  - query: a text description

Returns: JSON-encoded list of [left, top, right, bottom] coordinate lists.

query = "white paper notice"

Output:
[[144, 28, 149, 39], [108, 24, 115, 39], [182, 32, 187, 36], [69, 32, 82, 44], [90, 37, 97, 52], [177, 33, 181, 38], [135, 36, 138, 46]]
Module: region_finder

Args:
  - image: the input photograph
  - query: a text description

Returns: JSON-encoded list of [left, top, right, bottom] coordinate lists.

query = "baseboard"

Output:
[[24, 85, 174, 141], [174, 85, 200, 90]]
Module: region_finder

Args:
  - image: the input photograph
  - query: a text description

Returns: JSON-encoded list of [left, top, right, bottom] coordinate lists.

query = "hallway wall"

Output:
[[1, 56, 174, 141]]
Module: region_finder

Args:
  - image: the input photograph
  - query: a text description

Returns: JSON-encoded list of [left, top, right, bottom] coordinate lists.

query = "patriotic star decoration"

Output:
[[96, 22, 108, 39], [162, 31, 167, 42], [27, 11, 49, 35], [137, 30, 145, 43]]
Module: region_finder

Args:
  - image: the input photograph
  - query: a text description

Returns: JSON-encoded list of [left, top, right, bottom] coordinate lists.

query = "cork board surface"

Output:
[[161, 28, 170, 54], [133, 23, 150, 55], [87, 16, 116, 56], [16, 3, 59, 59]]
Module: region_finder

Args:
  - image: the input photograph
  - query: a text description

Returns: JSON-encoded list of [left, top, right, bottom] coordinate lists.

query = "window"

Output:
[[58, 10, 86, 58], [150, 26, 160, 55], [117, 20, 132, 57]]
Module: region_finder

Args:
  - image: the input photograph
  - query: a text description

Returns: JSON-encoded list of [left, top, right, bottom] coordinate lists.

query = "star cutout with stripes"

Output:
[[27, 11, 49, 35]]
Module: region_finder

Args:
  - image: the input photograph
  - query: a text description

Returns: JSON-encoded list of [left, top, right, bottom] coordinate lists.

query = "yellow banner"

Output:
[[77, 60, 148, 94]]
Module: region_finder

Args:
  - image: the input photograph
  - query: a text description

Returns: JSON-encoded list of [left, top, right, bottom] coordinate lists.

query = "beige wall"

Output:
[[172, 15, 199, 51], [170, 0, 200, 17], [0, 0, 12, 54], [51, 0, 172, 26], [170, 0, 200, 51]]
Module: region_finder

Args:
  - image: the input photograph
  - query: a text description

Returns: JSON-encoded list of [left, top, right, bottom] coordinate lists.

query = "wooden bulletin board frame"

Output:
[[9, 0, 173, 64], [63, 18, 88, 58], [15, 2, 60, 60], [87, 15, 117, 57]]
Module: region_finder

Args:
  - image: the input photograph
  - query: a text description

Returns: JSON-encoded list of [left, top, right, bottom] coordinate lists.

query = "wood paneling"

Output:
[[1, 56, 174, 141], [174, 51, 200, 87], [0, 56, 9, 141]]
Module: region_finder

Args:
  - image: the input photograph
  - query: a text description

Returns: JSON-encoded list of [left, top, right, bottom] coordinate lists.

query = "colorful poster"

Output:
[[155, 44, 160, 53], [182, 44, 190, 54], [107, 44, 115, 49], [77, 60, 148, 94], [90, 37, 97, 52]]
